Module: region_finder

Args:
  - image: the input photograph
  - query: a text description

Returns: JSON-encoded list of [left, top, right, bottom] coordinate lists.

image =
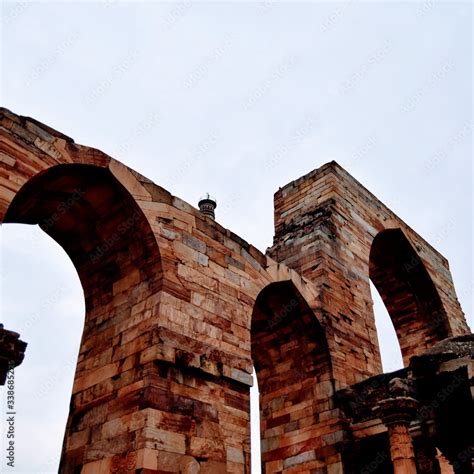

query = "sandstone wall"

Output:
[[1, 108, 469, 473]]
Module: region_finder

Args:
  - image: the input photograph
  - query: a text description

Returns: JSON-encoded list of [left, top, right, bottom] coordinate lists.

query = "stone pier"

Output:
[[0, 107, 471, 472]]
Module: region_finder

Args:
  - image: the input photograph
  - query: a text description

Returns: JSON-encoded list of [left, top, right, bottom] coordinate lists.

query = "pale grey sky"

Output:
[[0, 1, 472, 472]]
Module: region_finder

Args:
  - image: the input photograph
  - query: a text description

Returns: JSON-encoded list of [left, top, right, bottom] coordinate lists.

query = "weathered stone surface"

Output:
[[0, 108, 471, 473]]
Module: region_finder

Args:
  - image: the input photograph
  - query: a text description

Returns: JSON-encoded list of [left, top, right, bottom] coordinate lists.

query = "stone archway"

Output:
[[369, 228, 450, 365], [251, 281, 342, 472], [3, 163, 163, 472], [1, 109, 471, 473]]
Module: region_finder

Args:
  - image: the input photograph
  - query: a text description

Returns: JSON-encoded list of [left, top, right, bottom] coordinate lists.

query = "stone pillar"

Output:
[[376, 396, 418, 474]]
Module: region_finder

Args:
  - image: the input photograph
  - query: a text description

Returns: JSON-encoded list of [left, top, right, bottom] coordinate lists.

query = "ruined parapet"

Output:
[[338, 336, 474, 472], [411, 335, 474, 473], [0, 325, 27, 385], [411, 334, 474, 364]]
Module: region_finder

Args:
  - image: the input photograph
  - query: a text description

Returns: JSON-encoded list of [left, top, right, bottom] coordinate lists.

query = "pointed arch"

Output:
[[4, 164, 162, 307], [251, 281, 336, 470], [369, 228, 449, 365], [3, 163, 163, 471]]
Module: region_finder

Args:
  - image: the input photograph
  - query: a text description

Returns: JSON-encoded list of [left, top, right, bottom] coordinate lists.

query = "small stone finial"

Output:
[[198, 193, 217, 220]]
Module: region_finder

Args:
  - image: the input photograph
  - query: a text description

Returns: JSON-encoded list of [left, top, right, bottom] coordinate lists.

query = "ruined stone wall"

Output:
[[1, 108, 347, 472], [269, 162, 469, 374], [1, 108, 470, 473]]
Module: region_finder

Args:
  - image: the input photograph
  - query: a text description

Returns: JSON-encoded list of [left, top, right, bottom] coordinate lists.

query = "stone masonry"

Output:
[[0, 107, 471, 473], [0, 325, 26, 385]]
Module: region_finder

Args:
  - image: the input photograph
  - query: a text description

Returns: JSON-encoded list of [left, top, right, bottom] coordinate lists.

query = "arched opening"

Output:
[[251, 281, 334, 471], [369, 280, 403, 373], [2, 163, 162, 470], [369, 229, 449, 366], [250, 368, 262, 473], [5, 164, 162, 309], [1, 223, 84, 471]]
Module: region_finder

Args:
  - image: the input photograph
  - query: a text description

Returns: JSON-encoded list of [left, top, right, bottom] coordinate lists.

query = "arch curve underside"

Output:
[[369, 229, 450, 365], [5, 163, 163, 308], [252, 281, 341, 471], [3, 163, 164, 472]]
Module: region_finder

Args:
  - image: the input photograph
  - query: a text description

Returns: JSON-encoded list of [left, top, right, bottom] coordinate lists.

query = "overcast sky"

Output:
[[0, 1, 472, 472]]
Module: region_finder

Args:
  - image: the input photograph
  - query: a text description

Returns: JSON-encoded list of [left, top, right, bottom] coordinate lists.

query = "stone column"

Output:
[[376, 396, 419, 474]]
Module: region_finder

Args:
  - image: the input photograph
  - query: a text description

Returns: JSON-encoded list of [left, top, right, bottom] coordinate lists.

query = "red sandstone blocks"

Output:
[[1, 109, 470, 473], [190, 436, 225, 460]]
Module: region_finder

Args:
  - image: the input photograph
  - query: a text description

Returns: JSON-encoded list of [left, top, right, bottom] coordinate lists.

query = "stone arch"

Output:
[[369, 228, 450, 365], [4, 163, 162, 309], [2, 162, 163, 471], [251, 280, 339, 472]]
